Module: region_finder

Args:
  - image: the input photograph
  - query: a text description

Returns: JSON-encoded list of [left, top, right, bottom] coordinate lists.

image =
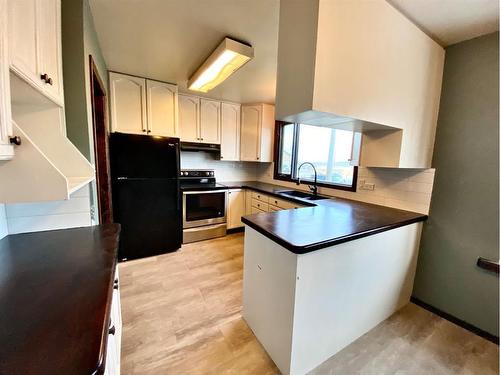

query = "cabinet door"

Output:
[[199, 98, 220, 144], [8, 0, 39, 83], [110, 72, 147, 135], [240, 105, 261, 161], [146, 80, 178, 137], [245, 189, 253, 215], [0, 0, 13, 160], [37, 0, 62, 102], [178, 94, 200, 142], [220, 102, 240, 161], [227, 189, 245, 229]]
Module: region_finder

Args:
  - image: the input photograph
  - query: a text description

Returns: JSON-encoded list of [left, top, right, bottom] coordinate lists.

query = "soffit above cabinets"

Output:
[[89, 0, 279, 104]]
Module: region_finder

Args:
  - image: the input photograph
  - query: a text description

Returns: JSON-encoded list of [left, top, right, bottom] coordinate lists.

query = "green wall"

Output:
[[413, 32, 499, 336], [61, 0, 108, 161]]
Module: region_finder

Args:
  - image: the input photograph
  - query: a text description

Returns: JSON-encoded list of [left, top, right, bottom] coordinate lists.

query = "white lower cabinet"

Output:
[[245, 190, 253, 215], [227, 189, 245, 229], [105, 268, 122, 375]]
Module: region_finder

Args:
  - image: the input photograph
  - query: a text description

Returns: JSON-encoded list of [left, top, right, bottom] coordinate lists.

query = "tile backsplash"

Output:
[[257, 163, 435, 214], [181, 151, 259, 182]]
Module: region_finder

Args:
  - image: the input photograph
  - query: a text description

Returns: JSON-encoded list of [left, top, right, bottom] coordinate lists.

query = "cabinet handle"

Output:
[[113, 284, 119, 290], [256, 156, 260, 160], [9, 136, 21, 146], [40, 73, 53, 85], [147, 130, 151, 133], [142, 129, 146, 132], [109, 325, 116, 335], [200, 138, 204, 141]]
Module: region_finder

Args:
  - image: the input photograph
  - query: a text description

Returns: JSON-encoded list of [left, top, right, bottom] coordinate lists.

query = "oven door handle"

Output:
[[182, 190, 228, 195]]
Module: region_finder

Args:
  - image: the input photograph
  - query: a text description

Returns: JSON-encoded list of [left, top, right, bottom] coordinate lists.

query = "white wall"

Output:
[[257, 164, 435, 214], [4, 185, 92, 235], [0, 204, 7, 240], [181, 151, 259, 182]]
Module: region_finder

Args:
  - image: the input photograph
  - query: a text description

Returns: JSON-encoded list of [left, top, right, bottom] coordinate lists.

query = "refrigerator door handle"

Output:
[[174, 142, 181, 212]]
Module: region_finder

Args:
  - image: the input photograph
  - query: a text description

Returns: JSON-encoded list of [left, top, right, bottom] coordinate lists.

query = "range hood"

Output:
[[0, 73, 95, 203], [180, 141, 220, 153], [275, 0, 444, 133]]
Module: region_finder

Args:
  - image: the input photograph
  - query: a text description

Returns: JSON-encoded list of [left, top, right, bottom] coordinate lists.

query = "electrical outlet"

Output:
[[361, 182, 375, 191]]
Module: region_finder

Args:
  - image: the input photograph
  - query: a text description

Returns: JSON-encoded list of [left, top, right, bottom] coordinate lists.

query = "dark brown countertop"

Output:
[[220, 181, 427, 254], [0, 224, 120, 375]]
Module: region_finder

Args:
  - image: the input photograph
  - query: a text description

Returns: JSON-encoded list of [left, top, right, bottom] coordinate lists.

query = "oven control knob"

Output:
[[205, 172, 210, 176]]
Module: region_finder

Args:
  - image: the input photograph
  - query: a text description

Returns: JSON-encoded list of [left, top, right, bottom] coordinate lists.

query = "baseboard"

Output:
[[227, 227, 245, 234], [410, 296, 499, 345]]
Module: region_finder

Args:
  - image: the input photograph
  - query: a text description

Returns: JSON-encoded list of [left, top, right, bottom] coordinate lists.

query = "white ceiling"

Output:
[[388, 0, 499, 46], [89, 0, 499, 104], [89, 0, 279, 104]]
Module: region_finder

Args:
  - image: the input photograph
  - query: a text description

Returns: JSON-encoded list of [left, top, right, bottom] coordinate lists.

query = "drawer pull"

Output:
[[109, 325, 116, 335]]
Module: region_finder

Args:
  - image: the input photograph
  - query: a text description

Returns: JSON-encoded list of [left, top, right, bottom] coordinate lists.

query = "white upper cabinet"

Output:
[[240, 104, 275, 162], [8, 0, 38, 83], [8, 0, 64, 105], [146, 80, 178, 137], [110, 72, 179, 137], [0, 0, 13, 160], [240, 105, 260, 161], [109, 72, 147, 135], [178, 94, 200, 142], [220, 102, 241, 161], [199, 98, 220, 144], [37, 0, 62, 101], [178, 94, 221, 144]]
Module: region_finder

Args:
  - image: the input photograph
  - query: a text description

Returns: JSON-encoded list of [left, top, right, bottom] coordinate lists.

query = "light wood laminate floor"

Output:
[[119, 233, 498, 374]]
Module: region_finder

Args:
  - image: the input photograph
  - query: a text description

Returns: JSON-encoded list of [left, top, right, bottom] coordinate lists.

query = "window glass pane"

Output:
[[278, 123, 294, 175], [295, 124, 356, 186]]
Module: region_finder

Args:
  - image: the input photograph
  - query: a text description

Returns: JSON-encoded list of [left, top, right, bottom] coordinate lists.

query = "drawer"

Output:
[[269, 196, 304, 210], [269, 204, 282, 212], [251, 191, 269, 203], [251, 198, 269, 212], [251, 206, 267, 214]]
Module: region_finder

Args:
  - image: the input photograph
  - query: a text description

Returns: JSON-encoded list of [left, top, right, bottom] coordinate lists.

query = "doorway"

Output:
[[89, 56, 113, 224]]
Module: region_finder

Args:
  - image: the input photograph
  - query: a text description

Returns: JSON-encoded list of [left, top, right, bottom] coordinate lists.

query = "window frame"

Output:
[[273, 121, 358, 192]]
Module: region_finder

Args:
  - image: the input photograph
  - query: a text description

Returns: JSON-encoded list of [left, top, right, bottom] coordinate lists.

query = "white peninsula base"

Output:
[[242, 223, 422, 375]]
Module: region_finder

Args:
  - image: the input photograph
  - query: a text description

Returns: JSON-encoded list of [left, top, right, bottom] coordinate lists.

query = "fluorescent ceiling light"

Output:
[[188, 37, 254, 93]]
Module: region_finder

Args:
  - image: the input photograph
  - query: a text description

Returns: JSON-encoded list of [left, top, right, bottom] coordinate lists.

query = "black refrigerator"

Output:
[[109, 133, 182, 261]]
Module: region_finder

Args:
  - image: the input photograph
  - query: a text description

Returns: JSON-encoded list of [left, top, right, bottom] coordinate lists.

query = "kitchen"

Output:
[[0, 0, 498, 374]]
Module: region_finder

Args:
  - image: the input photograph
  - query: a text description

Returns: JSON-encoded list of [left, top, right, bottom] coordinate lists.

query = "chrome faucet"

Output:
[[296, 162, 318, 195]]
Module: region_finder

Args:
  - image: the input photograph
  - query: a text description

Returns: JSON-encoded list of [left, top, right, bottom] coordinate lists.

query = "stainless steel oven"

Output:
[[182, 190, 227, 228], [180, 170, 228, 243]]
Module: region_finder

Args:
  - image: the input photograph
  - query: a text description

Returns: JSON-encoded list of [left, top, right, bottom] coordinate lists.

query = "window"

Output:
[[274, 122, 361, 191]]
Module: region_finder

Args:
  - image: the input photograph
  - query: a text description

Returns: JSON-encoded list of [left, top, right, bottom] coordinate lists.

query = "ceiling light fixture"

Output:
[[188, 37, 254, 93]]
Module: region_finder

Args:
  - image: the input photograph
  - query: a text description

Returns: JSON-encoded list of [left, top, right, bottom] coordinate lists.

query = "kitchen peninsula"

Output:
[[240, 185, 427, 375]]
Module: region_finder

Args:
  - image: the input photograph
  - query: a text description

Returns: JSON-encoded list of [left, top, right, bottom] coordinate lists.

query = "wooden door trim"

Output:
[[89, 55, 113, 224]]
